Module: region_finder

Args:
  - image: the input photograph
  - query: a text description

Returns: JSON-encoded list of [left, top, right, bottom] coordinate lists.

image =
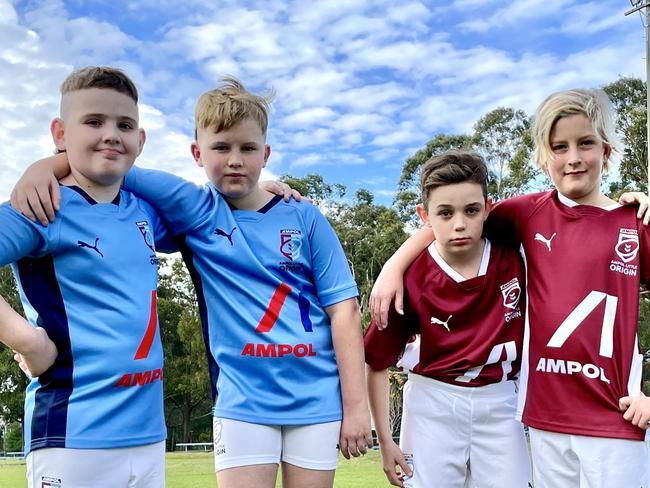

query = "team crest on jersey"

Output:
[[610, 228, 639, 277], [615, 228, 639, 263], [136, 221, 156, 253], [41, 477, 62, 488], [500, 277, 522, 323], [280, 229, 302, 260], [500, 277, 521, 309]]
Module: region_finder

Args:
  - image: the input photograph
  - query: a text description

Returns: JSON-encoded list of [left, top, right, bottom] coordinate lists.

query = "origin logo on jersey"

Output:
[[500, 277, 522, 323], [610, 228, 639, 276], [280, 229, 302, 260]]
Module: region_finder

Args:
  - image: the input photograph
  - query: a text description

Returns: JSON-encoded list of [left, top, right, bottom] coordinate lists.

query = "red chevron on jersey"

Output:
[[134, 290, 158, 360], [256, 282, 292, 333]]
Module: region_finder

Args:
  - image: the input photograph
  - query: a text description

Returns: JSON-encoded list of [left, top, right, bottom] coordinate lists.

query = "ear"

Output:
[[263, 144, 271, 166], [137, 128, 146, 156], [602, 144, 612, 170], [50, 118, 66, 152], [416, 203, 430, 227], [191, 142, 203, 167], [484, 196, 493, 219]]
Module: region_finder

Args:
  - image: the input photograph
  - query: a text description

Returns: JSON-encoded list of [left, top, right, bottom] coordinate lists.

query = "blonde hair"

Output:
[[194, 76, 273, 139], [60, 66, 138, 103], [531, 88, 620, 173]]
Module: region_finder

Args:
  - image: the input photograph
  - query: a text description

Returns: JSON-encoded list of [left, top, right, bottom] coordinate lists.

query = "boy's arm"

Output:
[[370, 227, 433, 329], [366, 365, 412, 487], [10, 154, 302, 228], [326, 298, 373, 459], [0, 296, 57, 377], [11, 153, 69, 225]]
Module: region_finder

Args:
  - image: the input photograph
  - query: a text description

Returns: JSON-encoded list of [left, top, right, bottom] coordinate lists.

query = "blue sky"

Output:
[[0, 0, 645, 204]]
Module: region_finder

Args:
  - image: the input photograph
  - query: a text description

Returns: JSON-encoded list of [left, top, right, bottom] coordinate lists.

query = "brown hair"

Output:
[[60, 66, 138, 103], [420, 150, 488, 205]]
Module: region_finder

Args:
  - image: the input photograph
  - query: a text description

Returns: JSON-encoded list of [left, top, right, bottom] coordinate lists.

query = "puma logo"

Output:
[[430, 314, 452, 332], [534, 232, 557, 252], [214, 227, 237, 246], [77, 238, 104, 257]]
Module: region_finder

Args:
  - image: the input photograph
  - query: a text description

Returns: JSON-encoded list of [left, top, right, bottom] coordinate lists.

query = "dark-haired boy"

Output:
[[365, 151, 531, 487]]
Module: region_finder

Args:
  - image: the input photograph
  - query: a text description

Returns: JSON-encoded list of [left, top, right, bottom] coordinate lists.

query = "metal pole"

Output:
[[647, 4, 650, 192]]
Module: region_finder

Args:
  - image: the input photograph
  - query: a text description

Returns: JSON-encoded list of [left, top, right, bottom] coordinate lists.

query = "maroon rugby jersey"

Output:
[[365, 240, 525, 387], [488, 190, 649, 440]]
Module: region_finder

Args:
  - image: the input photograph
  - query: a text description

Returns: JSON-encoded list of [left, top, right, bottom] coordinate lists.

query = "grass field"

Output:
[[0, 450, 388, 487]]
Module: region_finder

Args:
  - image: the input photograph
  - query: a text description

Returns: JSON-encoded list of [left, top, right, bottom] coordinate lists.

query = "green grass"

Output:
[[0, 450, 388, 487]]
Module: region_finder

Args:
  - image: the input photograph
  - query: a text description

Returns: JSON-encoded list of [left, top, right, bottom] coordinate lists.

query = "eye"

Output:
[[466, 207, 480, 215], [242, 145, 257, 152], [580, 139, 596, 147], [212, 144, 229, 151], [119, 121, 135, 130], [438, 210, 452, 218], [85, 119, 102, 127], [551, 143, 567, 152]]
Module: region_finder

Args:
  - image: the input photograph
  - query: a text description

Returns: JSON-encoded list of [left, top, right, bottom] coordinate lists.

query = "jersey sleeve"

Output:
[[0, 202, 55, 266], [304, 203, 358, 307], [364, 294, 417, 370], [123, 166, 216, 236], [484, 197, 525, 248]]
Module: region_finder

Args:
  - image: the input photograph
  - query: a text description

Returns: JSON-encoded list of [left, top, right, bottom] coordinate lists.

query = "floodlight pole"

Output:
[[625, 1, 650, 191]]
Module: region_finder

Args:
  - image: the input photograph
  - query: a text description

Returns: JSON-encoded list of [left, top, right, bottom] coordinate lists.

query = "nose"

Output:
[[227, 150, 243, 167], [103, 123, 121, 145], [567, 145, 581, 166], [452, 214, 466, 231]]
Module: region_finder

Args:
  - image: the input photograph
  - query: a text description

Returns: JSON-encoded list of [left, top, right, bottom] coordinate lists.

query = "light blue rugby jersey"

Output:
[[125, 167, 358, 425], [0, 186, 173, 454]]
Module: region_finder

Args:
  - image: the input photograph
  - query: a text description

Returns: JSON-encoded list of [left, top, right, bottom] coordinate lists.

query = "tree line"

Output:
[[0, 76, 647, 450]]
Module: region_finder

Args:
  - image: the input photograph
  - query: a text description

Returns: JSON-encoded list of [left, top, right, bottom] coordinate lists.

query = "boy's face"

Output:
[[547, 113, 611, 206], [417, 182, 490, 262], [192, 117, 270, 200], [51, 88, 145, 187]]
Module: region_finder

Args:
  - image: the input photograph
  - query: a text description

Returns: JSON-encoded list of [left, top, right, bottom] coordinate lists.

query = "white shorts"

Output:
[[213, 417, 341, 471], [399, 374, 531, 488], [26, 441, 165, 488], [528, 427, 650, 488]]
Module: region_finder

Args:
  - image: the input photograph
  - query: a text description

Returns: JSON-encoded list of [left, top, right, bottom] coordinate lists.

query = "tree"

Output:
[[331, 190, 408, 326], [603, 77, 647, 192], [157, 257, 212, 447], [280, 173, 346, 206], [394, 134, 472, 225], [0, 266, 28, 428], [472, 107, 537, 199]]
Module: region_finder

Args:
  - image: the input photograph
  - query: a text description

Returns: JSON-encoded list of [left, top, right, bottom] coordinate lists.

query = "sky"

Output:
[[0, 0, 646, 205]]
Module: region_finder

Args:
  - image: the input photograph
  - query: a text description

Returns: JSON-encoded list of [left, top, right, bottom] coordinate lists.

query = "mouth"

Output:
[[225, 173, 245, 178], [98, 149, 123, 158], [564, 170, 587, 176], [450, 237, 471, 245]]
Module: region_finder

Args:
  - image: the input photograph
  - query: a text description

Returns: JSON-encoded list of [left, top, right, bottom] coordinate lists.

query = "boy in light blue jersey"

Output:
[[0, 66, 173, 488], [14, 77, 372, 488]]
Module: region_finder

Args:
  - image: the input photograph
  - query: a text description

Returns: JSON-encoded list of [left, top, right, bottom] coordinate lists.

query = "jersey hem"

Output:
[[214, 410, 342, 426], [27, 433, 167, 454], [523, 418, 645, 441]]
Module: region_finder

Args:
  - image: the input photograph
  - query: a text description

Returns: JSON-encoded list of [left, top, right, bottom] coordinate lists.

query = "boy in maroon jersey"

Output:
[[365, 151, 532, 488], [369, 89, 650, 487]]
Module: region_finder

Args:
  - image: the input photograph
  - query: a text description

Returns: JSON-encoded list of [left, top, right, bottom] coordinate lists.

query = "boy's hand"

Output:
[[338, 405, 373, 459], [10, 160, 61, 226], [619, 393, 650, 429], [370, 269, 404, 330], [619, 192, 650, 225], [379, 440, 412, 487], [14, 327, 58, 377], [259, 180, 305, 202]]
